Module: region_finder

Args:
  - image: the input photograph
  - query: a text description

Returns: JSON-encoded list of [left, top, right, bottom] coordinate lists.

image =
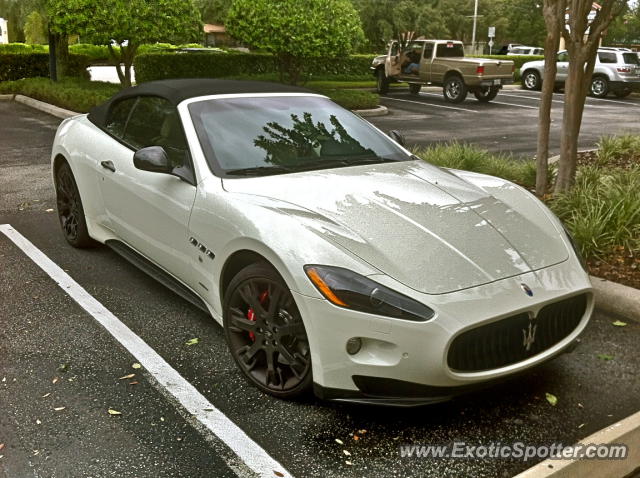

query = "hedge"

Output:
[[478, 55, 544, 81], [134, 52, 376, 83], [0, 53, 90, 82]]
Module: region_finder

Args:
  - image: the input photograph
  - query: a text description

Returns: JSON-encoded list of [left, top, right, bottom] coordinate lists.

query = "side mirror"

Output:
[[388, 130, 406, 147], [133, 146, 172, 174]]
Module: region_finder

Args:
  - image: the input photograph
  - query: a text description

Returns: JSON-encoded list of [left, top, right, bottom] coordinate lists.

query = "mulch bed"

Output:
[[576, 149, 639, 170], [588, 253, 640, 290]]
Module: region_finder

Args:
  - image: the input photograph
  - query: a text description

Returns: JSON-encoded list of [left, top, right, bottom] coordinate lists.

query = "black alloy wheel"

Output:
[[443, 76, 468, 103], [474, 86, 500, 102], [223, 263, 312, 398], [55, 162, 95, 248]]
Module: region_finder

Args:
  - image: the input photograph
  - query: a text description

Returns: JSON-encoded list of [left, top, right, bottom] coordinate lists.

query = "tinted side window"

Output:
[[105, 98, 137, 138], [598, 52, 617, 64], [124, 96, 189, 167], [557, 52, 569, 62], [423, 43, 434, 59]]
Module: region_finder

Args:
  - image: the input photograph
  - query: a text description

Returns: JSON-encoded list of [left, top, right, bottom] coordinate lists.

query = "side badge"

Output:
[[520, 283, 533, 297]]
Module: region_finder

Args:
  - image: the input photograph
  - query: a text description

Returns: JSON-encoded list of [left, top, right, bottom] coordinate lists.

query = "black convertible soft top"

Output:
[[88, 78, 312, 128]]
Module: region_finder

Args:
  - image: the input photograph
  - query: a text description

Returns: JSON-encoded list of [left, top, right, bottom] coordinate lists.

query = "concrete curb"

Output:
[[353, 105, 389, 117], [548, 148, 598, 165], [514, 410, 640, 478], [591, 275, 640, 323], [13, 95, 79, 119], [0, 94, 15, 100]]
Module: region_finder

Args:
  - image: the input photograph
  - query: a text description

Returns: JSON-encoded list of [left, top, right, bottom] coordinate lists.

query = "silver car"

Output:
[[520, 48, 640, 98]]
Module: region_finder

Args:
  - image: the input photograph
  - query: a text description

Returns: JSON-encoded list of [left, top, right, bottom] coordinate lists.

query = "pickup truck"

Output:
[[371, 40, 515, 103]]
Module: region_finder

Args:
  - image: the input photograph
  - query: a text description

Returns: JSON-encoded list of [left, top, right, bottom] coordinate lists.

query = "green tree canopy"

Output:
[[24, 10, 47, 44], [47, 0, 202, 86], [226, 0, 364, 84]]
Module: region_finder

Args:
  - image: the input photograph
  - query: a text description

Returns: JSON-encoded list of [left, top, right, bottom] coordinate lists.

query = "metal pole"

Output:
[[471, 0, 479, 54]]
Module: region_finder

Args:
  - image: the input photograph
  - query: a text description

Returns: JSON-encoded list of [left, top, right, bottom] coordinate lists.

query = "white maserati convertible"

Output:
[[51, 79, 593, 405]]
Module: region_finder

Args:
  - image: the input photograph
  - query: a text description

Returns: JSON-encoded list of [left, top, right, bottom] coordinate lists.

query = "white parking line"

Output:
[[419, 92, 538, 109], [512, 89, 640, 107], [383, 96, 479, 113], [499, 93, 611, 109], [0, 224, 293, 478]]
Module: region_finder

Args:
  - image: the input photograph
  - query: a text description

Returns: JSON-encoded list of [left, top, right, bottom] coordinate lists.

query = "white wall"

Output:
[[0, 18, 8, 44]]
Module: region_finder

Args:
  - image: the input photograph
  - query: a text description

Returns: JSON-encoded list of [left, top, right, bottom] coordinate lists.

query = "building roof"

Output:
[[204, 23, 226, 34], [88, 78, 311, 127]]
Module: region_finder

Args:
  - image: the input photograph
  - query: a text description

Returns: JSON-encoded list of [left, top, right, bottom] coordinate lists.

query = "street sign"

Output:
[[488, 26, 495, 38], [488, 39, 494, 47]]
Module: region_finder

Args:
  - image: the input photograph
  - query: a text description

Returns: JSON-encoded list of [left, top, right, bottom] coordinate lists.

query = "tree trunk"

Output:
[[554, 0, 621, 193], [55, 34, 69, 78], [107, 43, 137, 88], [535, 0, 566, 196]]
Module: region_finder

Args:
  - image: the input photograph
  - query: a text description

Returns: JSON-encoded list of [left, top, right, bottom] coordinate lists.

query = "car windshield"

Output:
[[188, 95, 410, 176], [622, 53, 639, 65]]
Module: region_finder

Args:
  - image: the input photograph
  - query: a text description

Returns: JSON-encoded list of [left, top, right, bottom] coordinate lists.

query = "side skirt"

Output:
[[105, 239, 209, 314]]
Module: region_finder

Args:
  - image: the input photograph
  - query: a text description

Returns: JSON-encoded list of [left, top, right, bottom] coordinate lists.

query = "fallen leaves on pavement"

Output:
[[119, 374, 135, 380], [612, 320, 627, 327], [107, 409, 122, 416], [545, 392, 558, 406], [132, 363, 141, 369], [185, 338, 199, 346]]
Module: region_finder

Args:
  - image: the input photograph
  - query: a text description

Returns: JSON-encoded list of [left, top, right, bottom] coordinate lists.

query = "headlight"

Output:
[[563, 226, 588, 271], [304, 265, 435, 322]]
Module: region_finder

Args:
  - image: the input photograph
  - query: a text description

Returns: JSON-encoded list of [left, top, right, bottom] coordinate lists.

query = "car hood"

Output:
[[222, 161, 568, 294]]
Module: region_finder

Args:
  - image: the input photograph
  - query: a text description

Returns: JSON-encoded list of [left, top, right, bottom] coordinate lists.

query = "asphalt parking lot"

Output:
[[1, 99, 640, 478], [370, 87, 640, 156]]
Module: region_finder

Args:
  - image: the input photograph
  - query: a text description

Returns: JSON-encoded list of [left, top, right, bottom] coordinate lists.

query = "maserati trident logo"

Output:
[[520, 283, 533, 297], [522, 322, 537, 351]]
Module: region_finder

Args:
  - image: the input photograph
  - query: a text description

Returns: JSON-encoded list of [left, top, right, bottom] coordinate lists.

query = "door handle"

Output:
[[100, 160, 116, 172]]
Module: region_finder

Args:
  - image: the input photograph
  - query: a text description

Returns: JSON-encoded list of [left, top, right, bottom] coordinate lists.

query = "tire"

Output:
[[522, 70, 541, 91], [408, 83, 421, 95], [474, 86, 500, 102], [590, 76, 609, 98], [223, 262, 312, 399], [614, 88, 632, 98], [376, 68, 389, 94], [55, 161, 96, 248], [443, 75, 468, 103]]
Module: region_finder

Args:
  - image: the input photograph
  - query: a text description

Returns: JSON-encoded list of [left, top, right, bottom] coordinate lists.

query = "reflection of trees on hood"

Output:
[[254, 113, 374, 165]]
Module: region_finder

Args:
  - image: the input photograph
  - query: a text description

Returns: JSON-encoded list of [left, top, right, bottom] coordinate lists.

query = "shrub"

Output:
[[412, 142, 540, 188], [315, 88, 378, 110], [0, 77, 118, 112], [0, 53, 90, 81], [478, 55, 544, 81], [0, 43, 48, 54], [596, 134, 640, 165], [69, 44, 112, 63], [134, 52, 376, 83], [550, 166, 640, 259]]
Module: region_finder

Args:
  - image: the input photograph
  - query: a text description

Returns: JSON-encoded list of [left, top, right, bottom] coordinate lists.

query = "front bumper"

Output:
[[293, 258, 593, 405]]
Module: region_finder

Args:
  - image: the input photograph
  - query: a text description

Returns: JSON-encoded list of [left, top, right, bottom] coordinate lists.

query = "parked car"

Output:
[[52, 78, 593, 405], [507, 46, 544, 56], [498, 43, 523, 55], [371, 39, 515, 103], [520, 48, 640, 97]]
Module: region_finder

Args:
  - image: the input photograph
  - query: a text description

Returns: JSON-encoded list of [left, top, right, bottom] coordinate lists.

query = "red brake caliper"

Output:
[[246, 290, 269, 341]]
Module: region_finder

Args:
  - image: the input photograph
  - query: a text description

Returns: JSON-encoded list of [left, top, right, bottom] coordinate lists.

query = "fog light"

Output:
[[346, 337, 362, 355]]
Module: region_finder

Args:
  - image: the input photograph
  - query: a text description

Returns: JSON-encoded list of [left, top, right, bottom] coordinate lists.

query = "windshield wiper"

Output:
[[225, 165, 293, 177], [292, 155, 400, 172]]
